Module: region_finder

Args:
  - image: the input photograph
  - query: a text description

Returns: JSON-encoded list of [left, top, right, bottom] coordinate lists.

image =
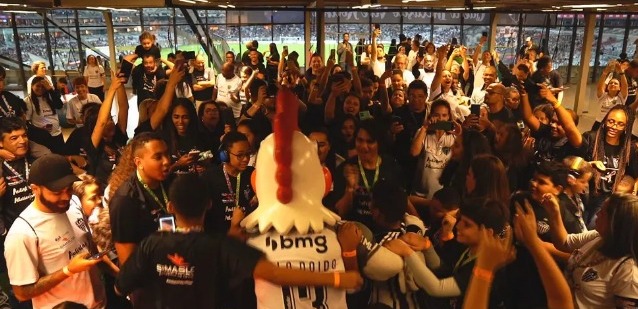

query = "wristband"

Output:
[[342, 250, 357, 258], [440, 232, 455, 242], [552, 101, 562, 109], [472, 267, 494, 282], [333, 272, 341, 288], [62, 266, 73, 277]]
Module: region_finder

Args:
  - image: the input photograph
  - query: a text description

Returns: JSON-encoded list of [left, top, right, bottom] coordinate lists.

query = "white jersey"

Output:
[[248, 228, 346, 309], [4, 203, 106, 309]]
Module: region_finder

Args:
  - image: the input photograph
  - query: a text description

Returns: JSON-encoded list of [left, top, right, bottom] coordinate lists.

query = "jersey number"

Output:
[[282, 286, 328, 309]]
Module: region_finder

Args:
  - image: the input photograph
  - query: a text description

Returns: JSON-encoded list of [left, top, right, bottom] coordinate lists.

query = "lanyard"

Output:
[[3, 159, 29, 183], [136, 170, 168, 213], [223, 164, 241, 208], [0, 95, 14, 117], [453, 248, 476, 273], [358, 157, 380, 191]]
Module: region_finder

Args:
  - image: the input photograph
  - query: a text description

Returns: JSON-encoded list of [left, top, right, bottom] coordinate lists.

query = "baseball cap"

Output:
[[29, 154, 79, 191]]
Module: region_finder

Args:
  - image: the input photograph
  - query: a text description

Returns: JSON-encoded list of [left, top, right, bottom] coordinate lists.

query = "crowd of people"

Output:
[[0, 23, 636, 309]]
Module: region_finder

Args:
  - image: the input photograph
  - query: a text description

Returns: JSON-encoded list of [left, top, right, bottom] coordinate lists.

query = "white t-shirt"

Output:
[[471, 87, 487, 106], [418, 71, 435, 91], [372, 59, 386, 78], [4, 203, 106, 309], [66, 94, 102, 128], [595, 92, 626, 122], [215, 74, 243, 118], [248, 228, 346, 309], [407, 50, 419, 70], [24, 96, 62, 136], [565, 231, 638, 309], [83, 65, 105, 88], [472, 61, 488, 97], [414, 132, 455, 198]]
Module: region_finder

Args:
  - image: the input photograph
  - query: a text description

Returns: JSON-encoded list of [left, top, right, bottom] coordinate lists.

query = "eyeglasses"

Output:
[[606, 119, 626, 129], [229, 152, 252, 160]]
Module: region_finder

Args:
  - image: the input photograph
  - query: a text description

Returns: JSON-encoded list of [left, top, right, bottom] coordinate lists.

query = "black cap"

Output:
[[29, 154, 79, 191]]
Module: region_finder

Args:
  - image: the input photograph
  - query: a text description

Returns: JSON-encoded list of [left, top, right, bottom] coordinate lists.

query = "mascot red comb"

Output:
[[243, 88, 403, 309]]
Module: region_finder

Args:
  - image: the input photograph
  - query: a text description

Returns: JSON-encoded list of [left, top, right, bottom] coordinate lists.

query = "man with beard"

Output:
[[520, 82, 582, 165], [131, 54, 168, 106], [4, 154, 105, 308], [213, 63, 243, 121]]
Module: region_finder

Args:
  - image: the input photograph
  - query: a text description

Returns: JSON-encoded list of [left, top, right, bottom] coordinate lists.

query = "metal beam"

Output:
[[592, 14, 604, 83], [574, 13, 596, 114], [488, 13, 497, 51], [566, 14, 577, 84], [39, 12, 110, 60], [41, 11, 56, 81], [11, 13, 27, 93], [103, 11, 117, 74], [74, 10, 84, 69]]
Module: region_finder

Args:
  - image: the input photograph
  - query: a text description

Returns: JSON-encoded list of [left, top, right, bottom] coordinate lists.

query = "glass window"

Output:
[[15, 12, 43, 27], [50, 29, 80, 71], [17, 27, 49, 69], [603, 14, 627, 27], [402, 24, 431, 42], [112, 10, 140, 26], [433, 12, 461, 25], [600, 27, 625, 64], [143, 8, 173, 25], [210, 25, 240, 55], [0, 12, 11, 27], [337, 11, 369, 24], [463, 25, 489, 47], [371, 11, 400, 24], [495, 26, 518, 64], [77, 10, 106, 27], [498, 14, 520, 26], [274, 24, 305, 66], [324, 11, 338, 24], [521, 14, 549, 27], [627, 28, 638, 60], [432, 25, 460, 46], [463, 13, 490, 25], [206, 10, 225, 24], [273, 11, 303, 24], [401, 11, 431, 24], [113, 26, 142, 59], [241, 11, 273, 25], [377, 24, 400, 52], [240, 25, 273, 46]]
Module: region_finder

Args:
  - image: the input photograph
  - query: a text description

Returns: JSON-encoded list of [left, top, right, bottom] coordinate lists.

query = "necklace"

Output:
[[223, 164, 241, 207], [454, 248, 477, 273], [3, 159, 29, 183], [358, 157, 380, 191], [136, 170, 168, 213], [0, 95, 14, 117]]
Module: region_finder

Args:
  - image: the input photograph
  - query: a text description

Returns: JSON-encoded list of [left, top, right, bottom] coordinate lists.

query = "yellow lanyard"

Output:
[[358, 157, 380, 191]]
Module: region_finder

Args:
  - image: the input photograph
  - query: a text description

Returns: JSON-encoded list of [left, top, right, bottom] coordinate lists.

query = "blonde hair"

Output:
[[72, 174, 101, 199], [30, 61, 46, 74]]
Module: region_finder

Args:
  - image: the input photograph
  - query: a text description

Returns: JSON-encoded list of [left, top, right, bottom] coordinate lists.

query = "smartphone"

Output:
[[470, 104, 481, 116], [431, 121, 454, 131], [374, 23, 381, 30], [183, 51, 196, 60], [283, 45, 288, 53], [159, 216, 176, 232], [329, 49, 336, 59], [88, 249, 113, 260], [117, 60, 134, 83]]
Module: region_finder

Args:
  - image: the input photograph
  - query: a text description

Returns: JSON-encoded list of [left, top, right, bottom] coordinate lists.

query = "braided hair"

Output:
[[591, 104, 635, 193]]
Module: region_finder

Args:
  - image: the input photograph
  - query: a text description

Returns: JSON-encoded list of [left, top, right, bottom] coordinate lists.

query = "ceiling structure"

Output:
[[4, 0, 638, 12]]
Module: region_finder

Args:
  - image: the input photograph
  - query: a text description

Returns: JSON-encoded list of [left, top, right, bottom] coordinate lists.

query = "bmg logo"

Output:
[[266, 235, 328, 254]]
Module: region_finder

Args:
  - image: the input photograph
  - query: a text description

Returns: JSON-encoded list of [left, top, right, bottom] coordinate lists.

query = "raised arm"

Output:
[[519, 85, 541, 131], [349, 51, 362, 97], [541, 84, 581, 148], [371, 29, 380, 64], [377, 70, 392, 114], [429, 46, 449, 95], [597, 65, 610, 98], [619, 63, 629, 101], [473, 38, 486, 67], [539, 194, 570, 252], [116, 81, 129, 133], [514, 202, 575, 309], [91, 76, 122, 148], [149, 66, 185, 130]]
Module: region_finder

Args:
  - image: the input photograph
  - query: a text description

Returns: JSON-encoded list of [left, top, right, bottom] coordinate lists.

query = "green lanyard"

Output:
[[137, 171, 168, 213], [454, 248, 477, 273], [358, 157, 381, 191], [223, 164, 241, 208]]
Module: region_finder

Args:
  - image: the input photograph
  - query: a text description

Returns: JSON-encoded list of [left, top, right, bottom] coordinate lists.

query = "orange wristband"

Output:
[[473, 267, 494, 282], [334, 272, 341, 288], [342, 250, 357, 258]]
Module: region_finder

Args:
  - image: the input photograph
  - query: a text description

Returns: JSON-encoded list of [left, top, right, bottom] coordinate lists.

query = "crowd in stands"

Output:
[[0, 23, 637, 309]]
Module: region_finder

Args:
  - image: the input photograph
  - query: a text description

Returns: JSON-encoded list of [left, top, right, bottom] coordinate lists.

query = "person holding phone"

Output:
[[338, 32, 353, 73], [24, 76, 65, 154], [4, 155, 106, 308], [528, 56, 564, 107], [370, 27, 387, 78], [410, 99, 458, 199]]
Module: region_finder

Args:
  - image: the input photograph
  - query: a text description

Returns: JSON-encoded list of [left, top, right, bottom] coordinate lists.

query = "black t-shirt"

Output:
[[487, 106, 516, 125], [0, 158, 34, 232], [132, 65, 167, 105], [116, 231, 263, 309], [581, 131, 638, 195], [64, 126, 90, 156], [0, 91, 27, 118], [532, 123, 584, 164], [191, 68, 214, 101], [87, 126, 128, 186], [110, 175, 170, 244], [203, 165, 256, 234], [528, 70, 562, 107], [134, 119, 154, 136], [331, 155, 403, 231], [134, 44, 161, 60], [451, 257, 506, 309]]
